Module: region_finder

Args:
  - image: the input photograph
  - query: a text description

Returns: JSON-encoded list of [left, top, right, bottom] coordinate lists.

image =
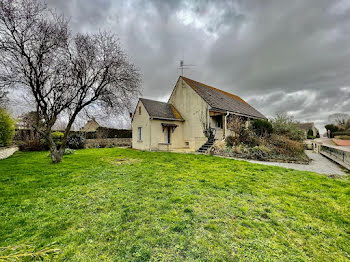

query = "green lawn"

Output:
[[0, 148, 349, 261]]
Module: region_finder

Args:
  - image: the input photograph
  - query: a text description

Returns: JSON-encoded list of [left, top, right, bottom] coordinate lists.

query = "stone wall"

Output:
[[0, 146, 19, 160], [84, 138, 131, 148]]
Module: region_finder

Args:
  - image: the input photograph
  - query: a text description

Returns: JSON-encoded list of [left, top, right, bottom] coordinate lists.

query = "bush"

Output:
[[64, 148, 75, 155], [325, 124, 339, 137], [213, 140, 226, 153], [67, 133, 85, 149], [333, 131, 350, 136], [19, 140, 48, 151], [335, 135, 350, 140], [249, 146, 272, 160], [51, 131, 64, 140], [225, 136, 236, 147], [51, 131, 64, 148], [267, 134, 304, 155], [242, 132, 261, 147], [251, 119, 273, 137], [271, 113, 305, 141], [0, 108, 16, 146]]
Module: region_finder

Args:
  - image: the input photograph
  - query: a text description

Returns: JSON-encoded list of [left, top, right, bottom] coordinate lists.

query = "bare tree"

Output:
[[0, 0, 140, 162], [0, 89, 7, 107], [227, 115, 247, 145], [328, 113, 350, 129]]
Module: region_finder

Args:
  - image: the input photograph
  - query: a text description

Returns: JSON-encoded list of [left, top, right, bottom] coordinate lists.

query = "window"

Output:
[[138, 127, 142, 141], [139, 106, 141, 115]]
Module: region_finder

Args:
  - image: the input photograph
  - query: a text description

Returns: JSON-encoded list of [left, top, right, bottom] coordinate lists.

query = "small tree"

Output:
[[227, 115, 249, 145], [251, 119, 272, 137], [271, 113, 304, 141], [0, 0, 140, 163], [0, 108, 15, 146], [328, 113, 350, 129], [325, 124, 339, 138]]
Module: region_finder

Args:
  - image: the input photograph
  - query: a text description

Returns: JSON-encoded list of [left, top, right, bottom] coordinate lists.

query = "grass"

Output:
[[0, 148, 349, 261]]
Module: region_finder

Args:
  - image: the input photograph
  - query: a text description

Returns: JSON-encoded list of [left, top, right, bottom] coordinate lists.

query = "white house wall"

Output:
[[168, 78, 208, 150], [132, 100, 151, 150]]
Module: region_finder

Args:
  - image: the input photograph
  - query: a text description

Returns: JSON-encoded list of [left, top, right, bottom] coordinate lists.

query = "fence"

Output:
[[320, 145, 350, 170]]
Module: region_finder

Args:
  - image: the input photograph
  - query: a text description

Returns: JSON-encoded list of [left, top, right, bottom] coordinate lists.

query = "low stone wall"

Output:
[[85, 138, 131, 148], [0, 146, 19, 160]]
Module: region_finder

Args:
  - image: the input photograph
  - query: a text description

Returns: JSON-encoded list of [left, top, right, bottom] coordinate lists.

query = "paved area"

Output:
[[241, 151, 347, 175], [0, 146, 18, 160], [314, 138, 350, 152]]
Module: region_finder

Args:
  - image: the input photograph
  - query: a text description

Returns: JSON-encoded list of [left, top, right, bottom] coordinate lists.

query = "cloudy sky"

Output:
[[22, 0, 350, 130]]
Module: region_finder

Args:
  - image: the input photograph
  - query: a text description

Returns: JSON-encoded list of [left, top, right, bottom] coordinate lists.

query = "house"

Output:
[[298, 122, 319, 138], [80, 118, 100, 132], [132, 76, 266, 151]]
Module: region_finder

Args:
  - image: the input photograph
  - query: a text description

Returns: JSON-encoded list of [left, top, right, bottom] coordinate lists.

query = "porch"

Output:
[[209, 110, 251, 140]]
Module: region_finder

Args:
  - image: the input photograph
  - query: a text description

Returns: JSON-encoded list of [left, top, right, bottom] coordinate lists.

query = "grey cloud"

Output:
[[11, 0, 350, 131]]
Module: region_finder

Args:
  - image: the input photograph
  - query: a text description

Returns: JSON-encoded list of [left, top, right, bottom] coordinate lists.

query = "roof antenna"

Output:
[[178, 49, 195, 76], [178, 60, 195, 76]]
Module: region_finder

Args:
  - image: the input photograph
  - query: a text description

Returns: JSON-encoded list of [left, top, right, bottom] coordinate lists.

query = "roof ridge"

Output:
[[140, 98, 170, 104], [181, 76, 248, 105]]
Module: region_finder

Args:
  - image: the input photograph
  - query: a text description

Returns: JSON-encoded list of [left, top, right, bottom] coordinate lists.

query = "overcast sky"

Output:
[[15, 0, 350, 131]]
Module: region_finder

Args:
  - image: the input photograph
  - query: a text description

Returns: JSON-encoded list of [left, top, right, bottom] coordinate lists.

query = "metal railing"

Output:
[[320, 145, 350, 170]]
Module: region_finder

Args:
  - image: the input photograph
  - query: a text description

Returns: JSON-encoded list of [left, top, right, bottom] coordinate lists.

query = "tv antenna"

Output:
[[178, 60, 195, 76]]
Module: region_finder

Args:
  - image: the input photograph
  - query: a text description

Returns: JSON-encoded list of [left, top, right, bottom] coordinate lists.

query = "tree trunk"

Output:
[[50, 148, 63, 163], [47, 132, 64, 164]]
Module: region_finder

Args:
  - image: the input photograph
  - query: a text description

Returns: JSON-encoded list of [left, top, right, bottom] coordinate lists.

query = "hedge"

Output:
[[333, 131, 350, 136]]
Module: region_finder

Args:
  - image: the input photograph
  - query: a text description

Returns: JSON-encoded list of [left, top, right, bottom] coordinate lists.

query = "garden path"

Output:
[[236, 151, 347, 175]]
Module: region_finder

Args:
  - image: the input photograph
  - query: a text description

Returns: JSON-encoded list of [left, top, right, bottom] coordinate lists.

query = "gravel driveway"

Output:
[[241, 151, 347, 175]]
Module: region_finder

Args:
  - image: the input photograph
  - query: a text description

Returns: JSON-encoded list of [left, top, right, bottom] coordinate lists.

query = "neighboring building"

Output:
[[132, 76, 266, 151], [81, 118, 100, 132], [298, 122, 319, 138]]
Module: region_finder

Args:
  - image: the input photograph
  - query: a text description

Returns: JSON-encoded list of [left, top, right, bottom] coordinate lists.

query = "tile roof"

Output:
[[181, 77, 266, 119], [140, 98, 183, 121]]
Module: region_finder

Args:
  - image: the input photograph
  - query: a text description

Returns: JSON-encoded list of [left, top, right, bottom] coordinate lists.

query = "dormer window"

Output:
[[139, 106, 141, 115]]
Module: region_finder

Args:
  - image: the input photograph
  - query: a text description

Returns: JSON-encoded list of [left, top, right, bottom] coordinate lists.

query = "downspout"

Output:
[[224, 112, 229, 139]]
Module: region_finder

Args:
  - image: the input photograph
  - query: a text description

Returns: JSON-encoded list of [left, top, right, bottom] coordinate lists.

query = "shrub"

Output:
[[51, 131, 64, 148], [333, 131, 350, 136], [267, 134, 304, 155], [251, 119, 273, 137], [51, 131, 64, 140], [67, 133, 85, 149], [0, 108, 16, 146], [335, 135, 350, 140], [249, 146, 272, 160], [271, 113, 305, 141], [225, 135, 236, 147], [64, 148, 75, 155], [242, 132, 261, 147], [19, 140, 48, 151], [325, 124, 339, 137], [213, 140, 226, 153]]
